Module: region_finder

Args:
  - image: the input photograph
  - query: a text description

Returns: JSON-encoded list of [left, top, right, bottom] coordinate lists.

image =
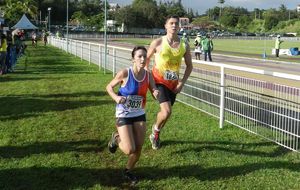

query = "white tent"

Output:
[[12, 14, 38, 30]]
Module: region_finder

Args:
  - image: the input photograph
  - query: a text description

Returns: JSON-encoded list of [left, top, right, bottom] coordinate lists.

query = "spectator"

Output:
[[275, 35, 283, 58], [0, 33, 8, 75], [43, 31, 48, 46], [194, 33, 202, 60], [201, 34, 213, 62], [31, 31, 37, 47], [181, 32, 189, 44]]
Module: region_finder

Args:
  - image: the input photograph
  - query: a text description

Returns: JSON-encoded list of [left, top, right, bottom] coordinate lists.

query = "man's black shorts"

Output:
[[157, 84, 177, 106], [116, 114, 146, 127]]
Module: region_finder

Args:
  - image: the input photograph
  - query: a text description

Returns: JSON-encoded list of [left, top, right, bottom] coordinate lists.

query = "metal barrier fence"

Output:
[[66, 33, 300, 42], [50, 37, 300, 152]]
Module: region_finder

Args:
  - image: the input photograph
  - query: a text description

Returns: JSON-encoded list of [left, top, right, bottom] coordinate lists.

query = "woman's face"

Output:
[[133, 49, 147, 68]]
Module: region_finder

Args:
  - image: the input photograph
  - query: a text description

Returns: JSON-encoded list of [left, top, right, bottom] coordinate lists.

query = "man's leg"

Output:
[[150, 101, 172, 150], [150, 84, 176, 149], [276, 49, 279, 57], [208, 50, 212, 61]]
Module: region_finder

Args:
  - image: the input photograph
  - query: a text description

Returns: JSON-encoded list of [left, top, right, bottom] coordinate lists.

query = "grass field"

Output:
[[113, 37, 300, 63], [0, 44, 300, 189]]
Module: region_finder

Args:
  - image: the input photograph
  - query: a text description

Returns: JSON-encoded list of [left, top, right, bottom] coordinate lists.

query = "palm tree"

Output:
[[218, 0, 225, 17]]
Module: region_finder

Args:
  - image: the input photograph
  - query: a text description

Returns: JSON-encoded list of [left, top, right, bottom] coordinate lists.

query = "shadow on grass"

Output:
[[162, 140, 290, 157], [0, 92, 110, 121], [0, 76, 71, 83], [0, 161, 299, 189], [0, 140, 105, 159]]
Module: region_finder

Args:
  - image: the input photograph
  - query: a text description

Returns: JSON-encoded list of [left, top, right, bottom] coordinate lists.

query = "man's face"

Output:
[[165, 18, 179, 35]]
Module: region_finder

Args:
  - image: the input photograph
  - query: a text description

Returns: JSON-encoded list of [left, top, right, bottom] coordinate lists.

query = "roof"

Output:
[[12, 14, 38, 30]]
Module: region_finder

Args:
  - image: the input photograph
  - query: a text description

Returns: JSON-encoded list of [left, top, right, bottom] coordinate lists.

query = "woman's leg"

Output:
[[126, 121, 146, 170], [117, 124, 136, 155]]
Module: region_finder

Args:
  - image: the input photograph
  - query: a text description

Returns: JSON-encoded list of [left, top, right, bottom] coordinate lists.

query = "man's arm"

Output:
[[181, 44, 193, 84], [146, 38, 160, 71], [174, 43, 193, 94]]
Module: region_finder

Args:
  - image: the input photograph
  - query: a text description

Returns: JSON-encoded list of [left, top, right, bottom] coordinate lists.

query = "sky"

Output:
[[109, 0, 300, 15]]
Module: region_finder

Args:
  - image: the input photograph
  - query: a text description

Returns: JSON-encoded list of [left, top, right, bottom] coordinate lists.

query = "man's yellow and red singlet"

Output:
[[152, 36, 186, 91]]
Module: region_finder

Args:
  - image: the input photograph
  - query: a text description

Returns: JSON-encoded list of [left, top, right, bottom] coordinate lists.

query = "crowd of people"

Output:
[[0, 29, 27, 75], [0, 29, 50, 75], [191, 32, 214, 61]]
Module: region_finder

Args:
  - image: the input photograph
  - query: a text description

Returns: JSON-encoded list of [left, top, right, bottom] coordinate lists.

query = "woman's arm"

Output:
[[106, 69, 128, 104]]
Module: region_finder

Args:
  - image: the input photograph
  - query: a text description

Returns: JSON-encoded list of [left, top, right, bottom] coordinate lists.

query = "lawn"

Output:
[[0, 43, 299, 190]]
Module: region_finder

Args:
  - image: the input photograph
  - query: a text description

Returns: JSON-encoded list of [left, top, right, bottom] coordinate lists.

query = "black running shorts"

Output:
[[116, 114, 146, 127], [157, 84, 177, 106]]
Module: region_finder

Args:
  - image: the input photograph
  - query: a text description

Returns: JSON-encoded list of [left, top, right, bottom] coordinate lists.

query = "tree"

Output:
[[220, 6, 239, 27], [132, 0, 158, 28], [264, 15, 279, 30], [166, 0, 185, 17], [218, 0, 225, 17], [219, 14, 236, 28], [206, 6, 220, 21], [278, 4, 288, 20], [114, 5, 136, 28], [192, 16, 216, 30], [237, 15, 251, 31], [2, 0, 38, 26]]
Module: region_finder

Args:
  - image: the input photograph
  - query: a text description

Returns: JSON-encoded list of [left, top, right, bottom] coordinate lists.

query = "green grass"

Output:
[[113, 38, 300, 63], [0, 43, 300, 190]]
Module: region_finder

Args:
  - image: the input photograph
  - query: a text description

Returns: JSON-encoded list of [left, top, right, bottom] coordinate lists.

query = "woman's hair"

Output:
[[131, 46, 147, 58]]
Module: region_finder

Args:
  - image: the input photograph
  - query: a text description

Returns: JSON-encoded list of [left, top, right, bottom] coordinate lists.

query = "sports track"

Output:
[[76, 38, 300, 88]]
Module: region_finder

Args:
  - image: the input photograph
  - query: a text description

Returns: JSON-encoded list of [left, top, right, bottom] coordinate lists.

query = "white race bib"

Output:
[[163, 70, 179, 80], [125, 95, 143, 111]]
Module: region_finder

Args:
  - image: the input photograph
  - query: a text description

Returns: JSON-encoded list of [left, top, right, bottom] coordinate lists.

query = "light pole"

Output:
[[104, 0, 107, 74], [48, 7, 51, 33]]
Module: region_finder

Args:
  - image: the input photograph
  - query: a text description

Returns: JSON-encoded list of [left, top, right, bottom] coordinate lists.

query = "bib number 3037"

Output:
[[164, 70, 178, 80], [125, 95, 143, 110]]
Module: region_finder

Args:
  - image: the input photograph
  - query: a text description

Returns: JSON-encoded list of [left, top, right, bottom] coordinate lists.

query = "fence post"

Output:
[[113, 48, 116, 76], [98, 44, 101, 71], [219, 66, 225, 129], [60, 38, 62, 50], [81, 42, 83, 61], [104, 47, 107, 74], [89, 43, 91, 64], [75, 41, 77, 57]]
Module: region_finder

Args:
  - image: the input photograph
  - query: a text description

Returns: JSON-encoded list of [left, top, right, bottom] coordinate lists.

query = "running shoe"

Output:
[[149, 130, 161, 150], [123, 169, 138, 185], [108, 132, 118, 153]]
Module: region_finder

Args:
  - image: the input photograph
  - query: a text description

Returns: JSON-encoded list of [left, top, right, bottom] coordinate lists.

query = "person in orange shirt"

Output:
[[146, 15, 193, 150]]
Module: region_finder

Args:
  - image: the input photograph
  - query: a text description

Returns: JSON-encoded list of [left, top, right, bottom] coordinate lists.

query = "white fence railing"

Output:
[[66, 33, 300, 42], [50, 37, 300, 152]]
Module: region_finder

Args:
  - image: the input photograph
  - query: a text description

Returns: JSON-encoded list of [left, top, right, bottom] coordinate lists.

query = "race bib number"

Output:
[[125, 95, 143, 110], [164, 70, 178, 80]]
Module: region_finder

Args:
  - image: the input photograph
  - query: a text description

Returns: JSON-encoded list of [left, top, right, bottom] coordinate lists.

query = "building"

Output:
[[179, 17, 193, 30], [179, 17, 189, 28], [297, 4, 300, 12]]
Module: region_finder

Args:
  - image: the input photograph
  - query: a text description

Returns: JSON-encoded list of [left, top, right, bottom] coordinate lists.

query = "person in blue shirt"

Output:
[[106, 46, 159, 185]]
